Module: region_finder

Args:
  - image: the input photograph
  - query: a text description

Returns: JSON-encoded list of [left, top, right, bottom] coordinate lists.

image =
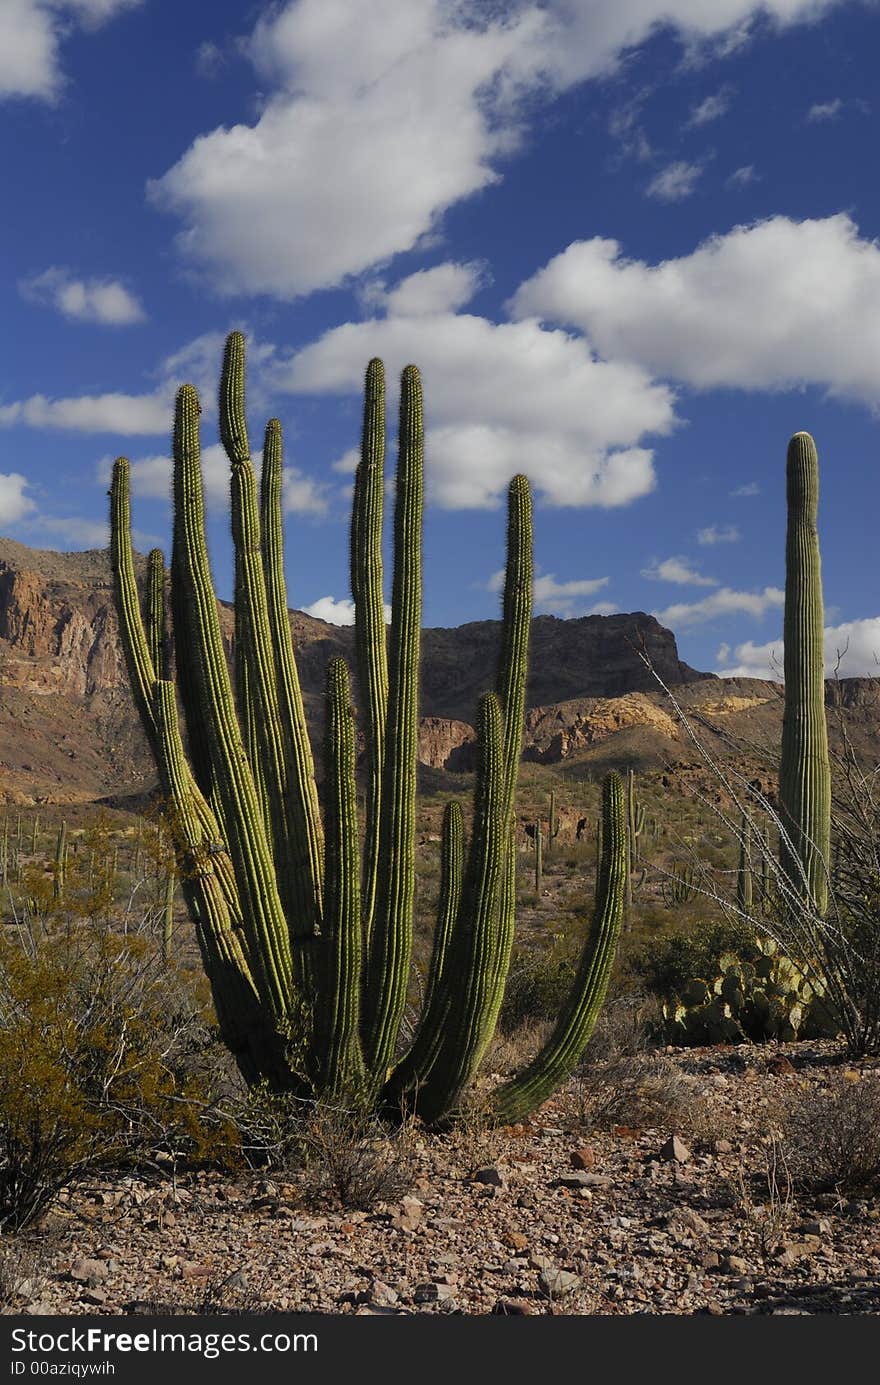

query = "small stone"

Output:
[[700, 1251, 721, 1270], [70, 1259, 108, 1287], [722, 1255, 749, 1275], [81, 1288, 108, 1306], [414, 1282, 456, 1304], [493, 1298, 536, 1315], [556, 1172, 612, 1189], [659, 1134, 691, 1164], [714, 1138, 734, 1154], [570, 1146, 595, 1170], [473, 1165, 508, 1188], [506, 1231, 529, 1252], [767, 1055, 796, 1076], [539, 1266, 582, 1299], [797, 1219, 831, 1237]]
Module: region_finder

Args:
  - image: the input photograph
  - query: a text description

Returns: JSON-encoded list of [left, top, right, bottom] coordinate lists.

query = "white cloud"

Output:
[[97, 444, 328, 515], [687, 85, 735, 126], [0, 0, 141, 102], [302, 594, 391, 625], [279, 279, 675, 510], [645, 160, 705, 202], [488, 566, 610, 615], [730, 481, 760, 496], [148, 0, 854, 298], [726, 163, 758, 188], [655, 585, 784, 629], [718, 618, 880, 679], [0, 472, 36, 525], [383, 263, 485, 318], [642, 556, 717, 586], [0, 392, 169, 434], [20, 267, 146, 325], [29, 514, 110, 548], [698, 523, 740, 544], [510, 213, 880, 407], [807, 97, 843, 122]]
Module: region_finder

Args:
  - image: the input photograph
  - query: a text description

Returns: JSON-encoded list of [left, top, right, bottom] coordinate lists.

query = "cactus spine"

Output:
[[110, 333, 623, 1124], [778, 432, 831, 916]]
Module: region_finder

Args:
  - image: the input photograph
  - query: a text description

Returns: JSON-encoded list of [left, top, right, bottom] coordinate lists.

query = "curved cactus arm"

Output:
[[146, 548, 166, 680], [260, 417, 325, 933], [779, 431, 831, 916], [170, 381, 294, 1024], [110, 457, 241, 918], [110, 460, 159, 747], [492, 770, 626, 1124], [419, 800, 464, 1020], [319, 659, 367, 1099], [391, 693, 507, 1126], [221, 333, 321, 965], [351, 360, 389, 945], [363, 365, 424, 1080], [153, 680, 294, 1086]]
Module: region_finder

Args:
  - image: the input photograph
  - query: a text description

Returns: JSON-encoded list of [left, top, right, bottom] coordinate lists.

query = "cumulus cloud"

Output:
[[278, 266, 676, 510], [510, 214, 880, 408], [0, 392, 169, 434], [303, 595, 391, 625], [488, 566, 610, 616], [807, 97, 844, 122], [717, 618, 880, 679], [0, 0, 141, 102], [698, 524, 740, 545], [149, 0, 853, 297], [654, 585, 784, 629], [0, 472, 36, 525], [97, 444, 328, 515], [687, 85, 735, 127], [726, 164, 758, 188], [19, 267, 146, 325], [641, 556, 717, 586], [645, 160, 705, 202]]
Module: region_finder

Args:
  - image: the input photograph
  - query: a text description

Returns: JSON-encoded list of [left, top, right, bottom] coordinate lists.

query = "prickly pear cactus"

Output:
[[661, 935, 838, 1045]]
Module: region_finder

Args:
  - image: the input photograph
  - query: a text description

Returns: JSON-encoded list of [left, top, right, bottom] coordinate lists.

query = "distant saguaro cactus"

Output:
[[778, 432, 830, 916]]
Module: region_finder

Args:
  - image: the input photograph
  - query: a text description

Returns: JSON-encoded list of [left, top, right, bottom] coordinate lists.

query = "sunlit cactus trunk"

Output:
[[778, 432, 831, 917]]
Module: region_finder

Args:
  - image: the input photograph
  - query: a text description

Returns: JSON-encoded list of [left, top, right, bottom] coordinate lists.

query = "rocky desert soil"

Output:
[[9, 1042, 880, 1318]]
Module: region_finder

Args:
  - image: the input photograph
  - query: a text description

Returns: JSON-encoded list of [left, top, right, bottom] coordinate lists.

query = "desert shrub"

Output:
[[565, 1051, 715, 1141], [0, 923, 239, 1230], [631, 918, 755, 1001], [0, 1235, 48, 1309], [774, 1075, 880, 1194], [298, 1103, 417, 1210], [498, 941, 578, 1034]]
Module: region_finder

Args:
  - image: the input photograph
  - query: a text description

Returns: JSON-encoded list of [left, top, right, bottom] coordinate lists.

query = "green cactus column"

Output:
[[492, 770, 626, 1124], [778, 432, 831, 916], [363, 366, 423, 1081]]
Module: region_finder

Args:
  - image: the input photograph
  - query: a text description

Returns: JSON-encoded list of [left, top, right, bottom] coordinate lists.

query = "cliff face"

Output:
[[0, 538, 712, 805]]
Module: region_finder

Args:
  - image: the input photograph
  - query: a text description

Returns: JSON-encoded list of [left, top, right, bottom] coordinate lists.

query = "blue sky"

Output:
[[2, 1, 880, 682]]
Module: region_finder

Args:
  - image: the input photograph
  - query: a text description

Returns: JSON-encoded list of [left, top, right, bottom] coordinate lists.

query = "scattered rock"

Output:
[[70, 1259, 108, 1287], [659, 1135, 691, 1164]]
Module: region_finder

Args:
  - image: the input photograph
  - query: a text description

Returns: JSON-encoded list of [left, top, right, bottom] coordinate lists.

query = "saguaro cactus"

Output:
[[778, 432, 831, 916], [110, 333, 624, 1125]]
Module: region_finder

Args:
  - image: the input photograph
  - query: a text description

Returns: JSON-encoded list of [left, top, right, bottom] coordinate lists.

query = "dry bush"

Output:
[[0, 1235, 48, 1309], [564, 1051, 714, 1140], [298, 1103, 417, 1211], [0, 921, 239, 1231], [773, 1074, 880, 1194]]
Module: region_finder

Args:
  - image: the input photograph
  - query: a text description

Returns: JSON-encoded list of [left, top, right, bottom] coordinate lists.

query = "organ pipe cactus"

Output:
[[110, 332, 625, 1125], [778, 432, 831, 916]]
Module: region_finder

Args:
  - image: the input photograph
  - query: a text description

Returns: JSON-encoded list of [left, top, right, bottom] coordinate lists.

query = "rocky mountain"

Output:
[[0, 535, 784, 810]]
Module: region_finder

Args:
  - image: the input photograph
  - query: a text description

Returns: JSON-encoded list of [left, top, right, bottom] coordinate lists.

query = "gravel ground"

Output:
[[6, 1042, 880, 1317]]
